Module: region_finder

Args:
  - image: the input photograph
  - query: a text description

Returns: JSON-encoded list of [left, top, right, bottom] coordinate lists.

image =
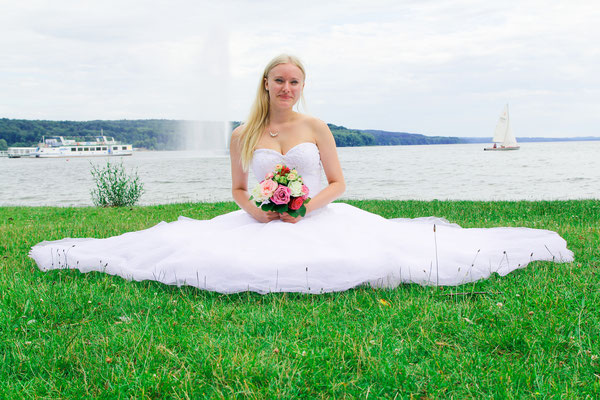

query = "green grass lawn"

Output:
[[1, 200, 599, 398]]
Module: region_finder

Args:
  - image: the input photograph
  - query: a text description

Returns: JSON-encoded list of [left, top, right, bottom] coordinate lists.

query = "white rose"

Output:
[[251, 184, 267, 202], [288, 180, 304, 197]]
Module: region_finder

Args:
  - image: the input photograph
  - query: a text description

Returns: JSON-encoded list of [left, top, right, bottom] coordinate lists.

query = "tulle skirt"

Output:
[[29, 203, 574, 294]]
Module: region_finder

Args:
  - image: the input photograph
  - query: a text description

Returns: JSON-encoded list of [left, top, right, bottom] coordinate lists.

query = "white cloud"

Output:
[[1, 0, 598, 137]]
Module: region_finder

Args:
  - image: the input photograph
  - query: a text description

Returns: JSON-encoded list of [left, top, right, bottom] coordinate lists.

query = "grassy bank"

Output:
[[1, 200, 599, 398]]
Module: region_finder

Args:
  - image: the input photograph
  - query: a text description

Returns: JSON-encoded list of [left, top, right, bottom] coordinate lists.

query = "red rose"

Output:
[[289, 196, 304, 210]]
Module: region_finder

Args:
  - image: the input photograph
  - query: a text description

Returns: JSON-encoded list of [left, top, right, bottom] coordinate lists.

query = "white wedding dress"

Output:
[[30, 142, 574, 294]]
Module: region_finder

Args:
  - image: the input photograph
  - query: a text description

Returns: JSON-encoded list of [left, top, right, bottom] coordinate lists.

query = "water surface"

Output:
[[1, 142, 598, 206]]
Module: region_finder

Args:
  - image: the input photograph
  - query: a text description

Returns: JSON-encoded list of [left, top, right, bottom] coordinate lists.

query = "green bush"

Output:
[[90, 161, 144, 207]]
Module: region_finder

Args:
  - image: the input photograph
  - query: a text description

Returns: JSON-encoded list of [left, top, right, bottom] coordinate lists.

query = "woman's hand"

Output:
[[252, 210, 281, 223], [280, 212, 303, 224]]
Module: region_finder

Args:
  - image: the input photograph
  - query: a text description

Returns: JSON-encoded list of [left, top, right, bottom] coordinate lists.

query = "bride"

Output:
[[29, 54, 574, 294], [231, 54, 344, 224]]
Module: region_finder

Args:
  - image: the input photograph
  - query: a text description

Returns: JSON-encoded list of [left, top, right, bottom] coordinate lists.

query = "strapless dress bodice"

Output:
[[252, 142, 322, 197]]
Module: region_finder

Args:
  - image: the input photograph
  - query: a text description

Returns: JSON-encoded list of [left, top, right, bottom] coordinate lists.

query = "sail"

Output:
[[492, 105, 509, 143], [503, 117, 518, 147]]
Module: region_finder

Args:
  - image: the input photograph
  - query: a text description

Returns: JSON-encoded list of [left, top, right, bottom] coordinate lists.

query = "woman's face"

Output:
[[264, 63, 304, 109]]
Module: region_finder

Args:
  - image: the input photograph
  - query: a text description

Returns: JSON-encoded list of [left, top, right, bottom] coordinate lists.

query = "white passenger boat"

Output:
[[31, 135, 133, 158], [7, 147, 37, 158]]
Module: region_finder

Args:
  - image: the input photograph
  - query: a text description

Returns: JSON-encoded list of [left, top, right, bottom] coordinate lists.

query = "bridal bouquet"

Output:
[[250, 164, 310, 217]]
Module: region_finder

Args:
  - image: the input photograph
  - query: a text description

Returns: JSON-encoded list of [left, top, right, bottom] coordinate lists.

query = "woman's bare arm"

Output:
[[230, 126, 280, 223], [280, 119, 345, 223]]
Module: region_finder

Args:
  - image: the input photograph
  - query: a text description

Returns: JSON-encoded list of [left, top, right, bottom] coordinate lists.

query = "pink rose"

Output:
[[260, 179, 278, 199], [289, 197, 304, 210], [271, 185, 291, 205], [301, 185, 310, 200]]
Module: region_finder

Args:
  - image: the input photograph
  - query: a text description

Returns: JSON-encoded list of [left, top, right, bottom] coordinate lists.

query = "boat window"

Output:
[[71, 148, 76, 152], [102, 147, 107, 150], [77, 148, 83, 151], [96, 147, 101, 151], [113, 146, 118, 150], [122, 146, 127, 150], [84, 147, 89, 151]]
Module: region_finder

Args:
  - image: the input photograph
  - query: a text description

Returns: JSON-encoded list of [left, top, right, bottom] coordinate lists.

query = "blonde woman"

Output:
[[29, 55, 574, 294], [230, 54, 344, 224]]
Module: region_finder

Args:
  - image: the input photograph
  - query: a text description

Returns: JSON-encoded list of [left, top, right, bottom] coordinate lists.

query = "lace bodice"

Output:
[[251, 142, 323, 197]]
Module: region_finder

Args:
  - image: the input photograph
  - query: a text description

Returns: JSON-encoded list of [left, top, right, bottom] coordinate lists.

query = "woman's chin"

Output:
[[273, 100, 296, 109]]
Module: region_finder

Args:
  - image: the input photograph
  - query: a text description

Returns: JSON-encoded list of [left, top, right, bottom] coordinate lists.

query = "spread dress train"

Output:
[[29, 142, 574, 294]]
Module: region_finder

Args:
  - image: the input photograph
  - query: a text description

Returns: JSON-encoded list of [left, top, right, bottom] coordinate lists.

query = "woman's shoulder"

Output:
[[231, 123, 246, 145], [296, 114, 331, 135], [231, 123, 245, 137], [230, 124, 247, 152]]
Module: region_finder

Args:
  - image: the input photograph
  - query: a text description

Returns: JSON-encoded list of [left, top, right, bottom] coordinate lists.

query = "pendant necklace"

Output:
[[269, 131, 279, 137]]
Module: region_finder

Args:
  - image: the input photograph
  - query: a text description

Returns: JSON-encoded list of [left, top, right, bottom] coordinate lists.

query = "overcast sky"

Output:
[[1, 0, 598, 137]]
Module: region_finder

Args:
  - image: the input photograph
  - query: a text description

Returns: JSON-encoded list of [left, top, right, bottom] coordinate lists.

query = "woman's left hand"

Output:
[[280, 212, 303, 224]]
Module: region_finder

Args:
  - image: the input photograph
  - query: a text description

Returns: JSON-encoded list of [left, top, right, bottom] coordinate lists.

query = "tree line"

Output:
[[0, 118, 463, 150], [0, 119, 181, 150], [328, 124, 462, 146]]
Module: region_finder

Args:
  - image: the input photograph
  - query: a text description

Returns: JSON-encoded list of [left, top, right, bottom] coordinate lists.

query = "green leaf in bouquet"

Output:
[[261, 202, 275, 211], [287, 209, 300, 218], [273, 204, 288, 213], [298, 204, 307, 217]]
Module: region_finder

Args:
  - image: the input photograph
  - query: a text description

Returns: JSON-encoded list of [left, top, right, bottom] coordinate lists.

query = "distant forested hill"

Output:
[[0, 118, 467, 150], [328, 124, 376, 147], [2, 118, 598, 151], [361, 129, 463, 145], [328, 124, 464, 146], [0, 118, 181, 150]]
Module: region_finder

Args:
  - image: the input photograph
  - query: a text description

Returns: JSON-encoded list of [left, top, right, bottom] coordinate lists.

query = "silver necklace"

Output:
[[269, 131, 279, 137]]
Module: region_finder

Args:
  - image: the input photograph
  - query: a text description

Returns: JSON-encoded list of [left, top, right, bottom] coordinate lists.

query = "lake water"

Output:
[[1, 141, 598, 207]]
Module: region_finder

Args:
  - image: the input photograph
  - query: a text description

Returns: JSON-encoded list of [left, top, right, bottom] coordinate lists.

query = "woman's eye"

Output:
[[275, 79, 283, 83]]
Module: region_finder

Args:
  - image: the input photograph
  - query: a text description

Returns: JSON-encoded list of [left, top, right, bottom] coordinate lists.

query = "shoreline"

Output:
[[1, 198, 599, 209]]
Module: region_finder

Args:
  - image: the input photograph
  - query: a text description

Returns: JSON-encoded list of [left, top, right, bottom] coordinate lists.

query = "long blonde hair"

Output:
[[239, 54, 306, 171]]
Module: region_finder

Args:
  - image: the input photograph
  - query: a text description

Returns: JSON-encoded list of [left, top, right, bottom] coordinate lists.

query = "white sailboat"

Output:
[[484, 104, 520, 151]]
